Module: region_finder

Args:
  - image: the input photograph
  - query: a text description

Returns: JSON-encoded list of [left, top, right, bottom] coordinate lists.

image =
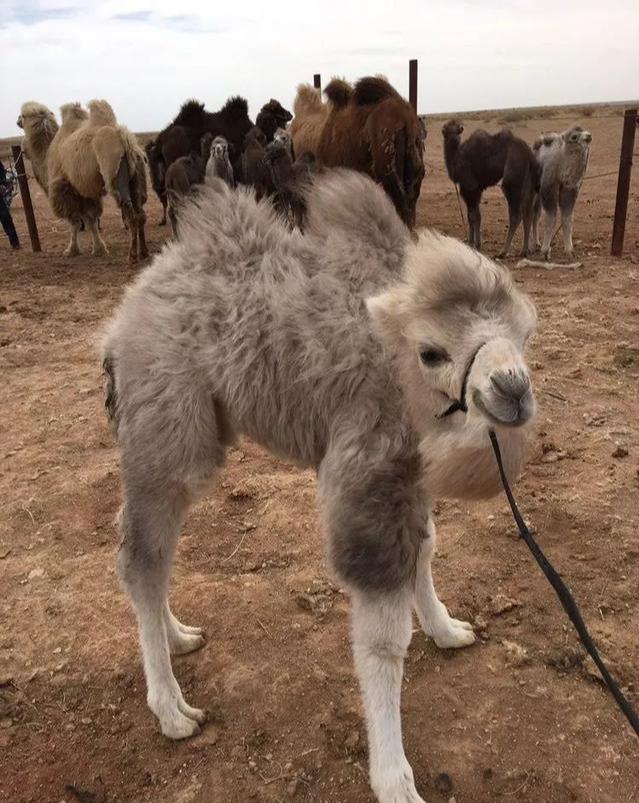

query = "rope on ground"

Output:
[[453, 184, 466, 229]]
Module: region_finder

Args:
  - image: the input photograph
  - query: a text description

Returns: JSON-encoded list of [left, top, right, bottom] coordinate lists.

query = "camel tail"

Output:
[[293, 84, 323, 118]]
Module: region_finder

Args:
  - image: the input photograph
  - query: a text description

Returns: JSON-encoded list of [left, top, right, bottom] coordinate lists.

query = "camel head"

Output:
[[442, 119, 464, 141], [273, 127, 293, 154], [367, 232, 537, 499], [17, 101, 58, 139], [562, 125, 592, 150], [210, 135, 229, 159], [256, 99, 293, 142]]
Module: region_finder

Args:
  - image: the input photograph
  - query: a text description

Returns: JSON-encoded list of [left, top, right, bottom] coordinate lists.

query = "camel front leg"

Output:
[[351, 587, 425, 803], [559, 187, 578, 257], [64, 221, 81, 257], [414, 519, 475, 648]]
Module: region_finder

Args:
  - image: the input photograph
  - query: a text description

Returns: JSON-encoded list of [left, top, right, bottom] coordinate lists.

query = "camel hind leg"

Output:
[[499, 180, 524, 258], [111, 354, 232, 737], [114, 156, 141, 264]]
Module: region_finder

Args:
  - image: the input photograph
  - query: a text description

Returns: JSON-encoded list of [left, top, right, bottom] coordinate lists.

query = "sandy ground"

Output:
[[1, 109, 638, 803]]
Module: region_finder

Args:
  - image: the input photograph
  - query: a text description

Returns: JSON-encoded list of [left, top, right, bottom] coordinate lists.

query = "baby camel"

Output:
[[102, 170, 536, 803], [442, 119, 539, 257], [532, 125, 592, 259]]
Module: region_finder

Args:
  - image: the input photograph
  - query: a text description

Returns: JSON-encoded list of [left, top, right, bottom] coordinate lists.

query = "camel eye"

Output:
[[419, 348, 449, 367]]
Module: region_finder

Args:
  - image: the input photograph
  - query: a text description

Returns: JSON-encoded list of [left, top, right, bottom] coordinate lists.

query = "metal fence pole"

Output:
[[409, 59, 418, 112], [11, 144, 41, 253], [611, 108, 637, 257]]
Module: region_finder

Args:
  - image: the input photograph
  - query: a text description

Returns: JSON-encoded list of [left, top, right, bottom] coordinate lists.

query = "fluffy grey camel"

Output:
[[102, 170, 537, 803], [532, 125, 592, 259]]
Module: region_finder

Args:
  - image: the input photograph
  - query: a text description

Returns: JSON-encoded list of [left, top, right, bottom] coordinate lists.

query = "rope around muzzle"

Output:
[[489, 428, 639, 739]]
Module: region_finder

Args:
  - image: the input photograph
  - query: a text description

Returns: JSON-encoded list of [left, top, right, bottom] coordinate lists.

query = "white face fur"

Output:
[[212, 137, 228, 158]]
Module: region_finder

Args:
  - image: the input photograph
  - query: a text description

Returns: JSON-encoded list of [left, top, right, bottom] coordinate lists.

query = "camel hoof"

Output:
[[64, 248, 80, 257]]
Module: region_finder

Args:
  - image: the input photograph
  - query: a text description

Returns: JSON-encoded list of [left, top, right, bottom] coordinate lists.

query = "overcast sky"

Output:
[[1, 0, 638, 137]]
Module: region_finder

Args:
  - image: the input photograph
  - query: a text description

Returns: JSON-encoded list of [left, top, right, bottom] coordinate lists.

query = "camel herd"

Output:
[[16, 76, 591, 264]]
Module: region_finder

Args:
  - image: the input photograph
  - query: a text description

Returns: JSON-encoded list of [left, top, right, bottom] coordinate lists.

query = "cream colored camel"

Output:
[[18, 100, 148, 263]]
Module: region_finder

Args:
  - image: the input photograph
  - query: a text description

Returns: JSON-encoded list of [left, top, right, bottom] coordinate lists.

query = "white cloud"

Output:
[[1, 0, 638, 136]]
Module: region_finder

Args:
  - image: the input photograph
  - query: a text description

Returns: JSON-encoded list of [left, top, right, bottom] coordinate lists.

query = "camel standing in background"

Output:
[[290, 77, 426, 227], [18, 100, 148, 262], [532, 125, 592, 259], [442, 119, 539, 257]]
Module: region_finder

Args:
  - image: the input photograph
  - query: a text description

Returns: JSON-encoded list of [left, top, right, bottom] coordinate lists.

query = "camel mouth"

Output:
[[473, 389, 534, 429]]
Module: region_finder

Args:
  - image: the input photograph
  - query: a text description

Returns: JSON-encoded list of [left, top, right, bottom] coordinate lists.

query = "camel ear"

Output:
[[366, 289, 404, 344]]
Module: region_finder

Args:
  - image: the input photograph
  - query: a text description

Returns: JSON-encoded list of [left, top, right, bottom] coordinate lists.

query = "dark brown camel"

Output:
[[152, 97, 253, 176], [145, 139, 167, 225], [255, 99, 293, 143], [164, 135, 212, 237], [293, 76, 426, 228], [442, 119, 540, 257]]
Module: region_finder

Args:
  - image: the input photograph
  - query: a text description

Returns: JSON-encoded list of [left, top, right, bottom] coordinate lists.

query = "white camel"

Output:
[[102, 170, 537, 803], [532, 125, 592, 259]]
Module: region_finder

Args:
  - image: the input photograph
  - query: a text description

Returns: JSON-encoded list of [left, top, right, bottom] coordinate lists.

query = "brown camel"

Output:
[[290, 77, 425, 227], [442, 119, 540, 257]]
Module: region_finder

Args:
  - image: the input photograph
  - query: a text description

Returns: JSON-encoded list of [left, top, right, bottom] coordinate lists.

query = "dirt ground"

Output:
[[1, 108, 638, 803]]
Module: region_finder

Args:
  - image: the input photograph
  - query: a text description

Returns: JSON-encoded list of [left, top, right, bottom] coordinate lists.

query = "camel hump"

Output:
[[60, 103, 88, 124], [353, 76, 401, 106], [293, 84, 323, 117], [221, 96, 249, 118], [324, 78, 352, 109], [87, 99, 118, 127], [172, 100, 206, 127]]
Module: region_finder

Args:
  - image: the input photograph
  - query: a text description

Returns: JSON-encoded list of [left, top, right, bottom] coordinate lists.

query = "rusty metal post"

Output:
[[11, 144, 41, 252], [611, 108, 637, 257], [313, 73, 321, 94], [409, 59, 418, 112]]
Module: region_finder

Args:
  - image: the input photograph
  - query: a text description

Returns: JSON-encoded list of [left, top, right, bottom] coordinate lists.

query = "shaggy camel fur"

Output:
[[263, 144, 318, 230], [289, 84, 331, 157], [16, 101, 59, 193], [532, 125, 592, 259], [102, 169, 537, 803], [291, 77, 426, 227], [442, 119, 539, 257], [20, 100, 148, 261], [145, 139, 167, 226]]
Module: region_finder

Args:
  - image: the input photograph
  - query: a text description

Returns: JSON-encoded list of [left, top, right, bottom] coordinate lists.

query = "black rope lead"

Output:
[[489, 428, 639, 739]]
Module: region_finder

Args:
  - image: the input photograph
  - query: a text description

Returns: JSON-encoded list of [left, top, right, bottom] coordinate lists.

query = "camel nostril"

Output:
[[490, 370, 530, 401]]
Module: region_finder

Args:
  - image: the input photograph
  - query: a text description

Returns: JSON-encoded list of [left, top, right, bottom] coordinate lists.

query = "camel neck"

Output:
[[443, 136, 460, 182]]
